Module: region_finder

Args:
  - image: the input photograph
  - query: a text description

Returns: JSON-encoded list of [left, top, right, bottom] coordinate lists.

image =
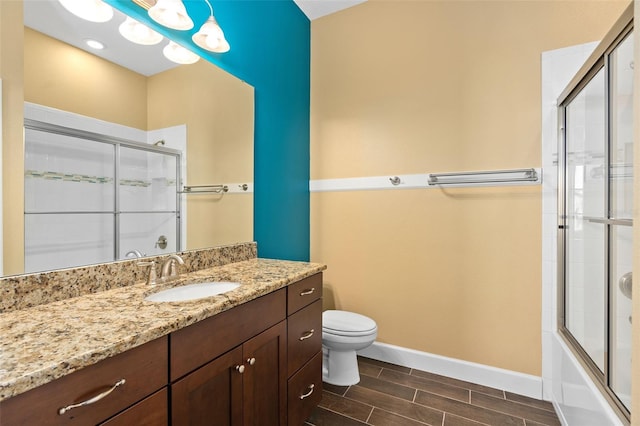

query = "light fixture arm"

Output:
[[203, 0, 214, 17]]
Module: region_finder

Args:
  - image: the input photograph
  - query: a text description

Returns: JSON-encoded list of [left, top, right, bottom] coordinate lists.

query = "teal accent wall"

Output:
[[106, 0, 310, 261]]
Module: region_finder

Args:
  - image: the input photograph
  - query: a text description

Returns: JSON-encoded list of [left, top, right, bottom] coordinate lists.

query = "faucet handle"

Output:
[[168, 259, 179, 278], [137, 261, 157, 286]]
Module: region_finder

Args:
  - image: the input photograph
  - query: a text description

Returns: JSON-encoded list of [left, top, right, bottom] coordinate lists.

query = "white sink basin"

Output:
[[145, 281, 241, 302]]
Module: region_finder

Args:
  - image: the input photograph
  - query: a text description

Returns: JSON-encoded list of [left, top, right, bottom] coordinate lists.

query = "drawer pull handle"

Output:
[[236, 364, 245, 374], [300, 288, 315, 296], [58, 378, 126, 415], [299, 329, 315, 341], [299, 384, 315, 400], [247, 357, 256, 366]]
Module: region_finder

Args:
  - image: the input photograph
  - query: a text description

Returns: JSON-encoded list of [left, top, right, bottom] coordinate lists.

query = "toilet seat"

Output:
[[323, 310, 377, 337]]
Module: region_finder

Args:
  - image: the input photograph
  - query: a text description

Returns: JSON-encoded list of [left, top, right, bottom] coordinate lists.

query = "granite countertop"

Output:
[[0, 258, 326, 402]]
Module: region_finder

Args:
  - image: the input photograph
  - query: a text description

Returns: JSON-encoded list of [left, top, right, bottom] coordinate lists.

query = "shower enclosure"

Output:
[[557, 13, 633, 421], [24, 120, 181, 273]]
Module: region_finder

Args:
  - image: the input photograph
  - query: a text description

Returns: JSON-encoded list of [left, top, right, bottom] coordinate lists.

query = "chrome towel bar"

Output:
[[179, 184, 228, 194], [427, 168, 539, 186]]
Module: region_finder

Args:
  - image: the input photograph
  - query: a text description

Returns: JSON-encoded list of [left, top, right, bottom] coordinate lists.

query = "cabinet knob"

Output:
[[247, 357, 256, 366], [236, 365, 245, 374]]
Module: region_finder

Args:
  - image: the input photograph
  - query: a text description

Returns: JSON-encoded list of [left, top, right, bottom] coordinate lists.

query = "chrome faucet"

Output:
[[160, 254, 185, 282]]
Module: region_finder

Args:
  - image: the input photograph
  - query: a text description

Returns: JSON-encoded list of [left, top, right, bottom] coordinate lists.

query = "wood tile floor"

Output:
[[306, 357, 560, 426]]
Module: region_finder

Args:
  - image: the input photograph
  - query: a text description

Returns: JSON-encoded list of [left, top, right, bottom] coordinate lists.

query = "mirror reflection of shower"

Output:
[[23, 106, 183, 273]]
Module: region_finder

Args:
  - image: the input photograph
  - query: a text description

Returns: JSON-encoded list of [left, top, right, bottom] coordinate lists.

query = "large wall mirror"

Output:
[[1, 0, 254, 277]]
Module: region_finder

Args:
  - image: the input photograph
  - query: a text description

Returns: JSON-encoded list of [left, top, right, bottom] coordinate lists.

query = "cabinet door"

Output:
[[242, 321, 287, 426], [172, 347, 244, 426]]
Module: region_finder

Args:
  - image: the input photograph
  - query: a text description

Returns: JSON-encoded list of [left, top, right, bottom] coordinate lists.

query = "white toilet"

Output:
[[322, 310, 378, 386]]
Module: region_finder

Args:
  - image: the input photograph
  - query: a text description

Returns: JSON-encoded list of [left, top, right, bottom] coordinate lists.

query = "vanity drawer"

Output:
[[171, 288, 286, 381], [287, 352, 322, 426], [287, 299, 322, 376], [100, 387, 168, 426], [287, 273, 322, 315], [0, 336, 168, 426]]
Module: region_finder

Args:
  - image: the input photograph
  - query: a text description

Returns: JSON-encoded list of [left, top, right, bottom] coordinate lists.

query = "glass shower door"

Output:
[[608, 31, 633, 411], [560, 27, 633, 417], [564, 67, 607, 373]]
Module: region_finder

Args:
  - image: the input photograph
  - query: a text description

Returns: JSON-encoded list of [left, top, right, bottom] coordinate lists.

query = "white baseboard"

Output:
[[358, 341, 543, 400]]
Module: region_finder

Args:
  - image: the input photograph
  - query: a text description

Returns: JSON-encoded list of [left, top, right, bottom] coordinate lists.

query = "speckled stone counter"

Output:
[[0, 258, 326, 402], [0, 242, 258, 313]]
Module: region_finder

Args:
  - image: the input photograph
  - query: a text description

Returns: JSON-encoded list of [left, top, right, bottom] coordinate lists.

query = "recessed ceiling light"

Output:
[[85, 39, 105, 50]]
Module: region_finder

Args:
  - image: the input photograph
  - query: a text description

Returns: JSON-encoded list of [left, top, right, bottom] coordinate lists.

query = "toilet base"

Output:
[[322, 346, 361, 386]]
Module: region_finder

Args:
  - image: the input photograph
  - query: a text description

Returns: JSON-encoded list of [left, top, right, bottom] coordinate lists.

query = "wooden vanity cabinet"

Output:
[[0, 274, 324, 426], [286, 273, 323, 425], [0, 336, 168, 426], [170, 289, 287, 426], [170, 274, 324, 426]]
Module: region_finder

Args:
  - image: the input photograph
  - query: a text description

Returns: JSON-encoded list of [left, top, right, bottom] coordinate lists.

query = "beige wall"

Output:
[[1, 1, 24, 276], [147, 61, 254, 249], [311, 0, 628, 376], [24, 28, 148, 129]]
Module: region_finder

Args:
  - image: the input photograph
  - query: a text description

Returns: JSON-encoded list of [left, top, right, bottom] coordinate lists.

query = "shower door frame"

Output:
[[556, 5, 633, 423], [24, 119, 183, 266]]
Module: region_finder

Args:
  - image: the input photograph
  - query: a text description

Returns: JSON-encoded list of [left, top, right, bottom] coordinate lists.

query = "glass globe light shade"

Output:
[[148, 0, 193, 31], [119, 16, 163, 45], [58, 0, 113, 23], [163, 41, 200, 64]]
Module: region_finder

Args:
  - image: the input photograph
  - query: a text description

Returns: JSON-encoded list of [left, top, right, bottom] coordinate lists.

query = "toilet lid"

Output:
[[323, 310, 377, 335]]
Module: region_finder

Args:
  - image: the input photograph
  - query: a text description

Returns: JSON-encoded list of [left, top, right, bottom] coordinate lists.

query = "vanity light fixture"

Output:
[[163, 40, 200, 64], [57, 0, 113, 23], [191, 0, 230, 53], [119, 16, 164, 45], [148, 0, 194, 31]]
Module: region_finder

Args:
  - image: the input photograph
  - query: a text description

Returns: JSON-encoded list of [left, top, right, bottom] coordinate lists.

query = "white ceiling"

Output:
[[23, 0, 178, 76], [23, 0, 365, 77], [294, 0, 367, 20]]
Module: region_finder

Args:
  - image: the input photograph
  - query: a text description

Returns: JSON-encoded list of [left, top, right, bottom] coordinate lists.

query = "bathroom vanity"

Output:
[[0, 250, 325, 426]]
